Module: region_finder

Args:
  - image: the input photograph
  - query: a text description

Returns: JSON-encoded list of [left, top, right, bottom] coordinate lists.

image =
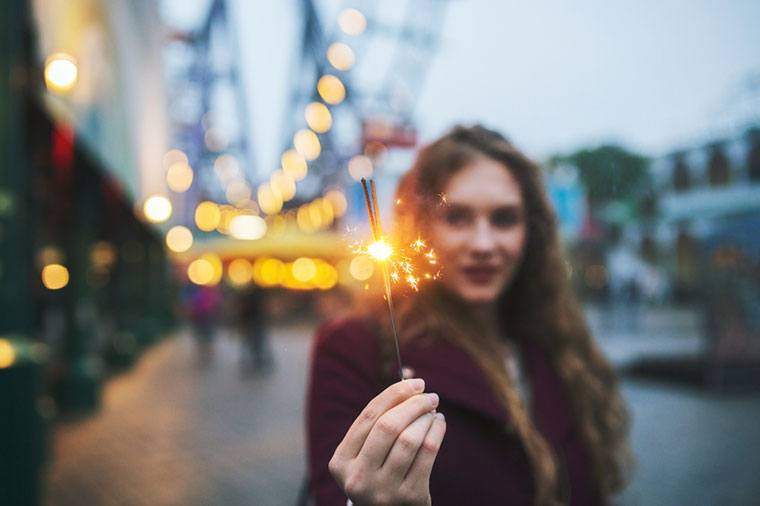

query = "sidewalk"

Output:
[[43, 319, 760, 505], [45, 325, 312, 506]]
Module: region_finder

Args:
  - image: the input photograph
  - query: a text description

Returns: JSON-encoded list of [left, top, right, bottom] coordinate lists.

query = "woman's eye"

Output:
[[442, 208, 472, 226], [491, 209, 521, 228]]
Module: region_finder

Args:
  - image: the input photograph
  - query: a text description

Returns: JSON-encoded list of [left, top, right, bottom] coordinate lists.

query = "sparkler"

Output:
[[360, 178, 405, 380]]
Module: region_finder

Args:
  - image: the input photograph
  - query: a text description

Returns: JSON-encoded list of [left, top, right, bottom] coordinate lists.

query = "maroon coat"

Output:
[[307, 318, 602, 505]]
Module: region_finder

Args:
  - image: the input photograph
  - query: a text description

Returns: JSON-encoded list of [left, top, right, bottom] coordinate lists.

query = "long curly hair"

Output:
[[368, 125, 632, 505]]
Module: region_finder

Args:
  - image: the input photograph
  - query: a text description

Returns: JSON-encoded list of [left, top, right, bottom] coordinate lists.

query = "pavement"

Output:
[[43, 310, 760, 506]]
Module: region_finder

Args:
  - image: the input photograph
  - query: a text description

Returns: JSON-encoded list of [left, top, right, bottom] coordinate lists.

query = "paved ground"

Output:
[[44, 312, 760, 505]]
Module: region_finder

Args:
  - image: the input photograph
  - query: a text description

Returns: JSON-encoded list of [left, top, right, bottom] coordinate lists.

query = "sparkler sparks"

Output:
[[357, 178, 442, 380]]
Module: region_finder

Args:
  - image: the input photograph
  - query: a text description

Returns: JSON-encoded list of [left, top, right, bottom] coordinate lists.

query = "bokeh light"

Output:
[[292, 257, 317, 282], [187, 258, 214, 285], [348, 155, 373, 181], [166, 162, 194, 193], [270, 169, 296, 202], [281, 149, 308, 181], [227, 258, 253, 286], [293, 129, 321, 161], [325, 189, 348, 217], [143, 195, 172, 223], [326, 42, 355, 71], [165, 226, 193, 253], [349, 255, 374, 281], [0, 339, 16, 369], [44, 53, 78, 94], [195, 201, 221, 231], [317, 75, 346, 105], [257, 184, 283, 215], [338, 8, 367, 36], [229, 214, 267, 240], [304, 102, 332, 133], [41, 264, 70, 290]]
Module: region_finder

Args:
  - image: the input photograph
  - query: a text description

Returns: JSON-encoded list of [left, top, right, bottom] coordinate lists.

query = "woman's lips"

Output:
[[461, 266, 500, 285]]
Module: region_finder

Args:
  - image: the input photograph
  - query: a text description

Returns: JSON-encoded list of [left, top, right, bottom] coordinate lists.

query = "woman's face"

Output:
[[429, 157, 527, 305]]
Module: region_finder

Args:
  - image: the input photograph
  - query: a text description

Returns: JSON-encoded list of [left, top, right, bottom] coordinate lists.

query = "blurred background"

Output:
[[1, 0, 759, 505]]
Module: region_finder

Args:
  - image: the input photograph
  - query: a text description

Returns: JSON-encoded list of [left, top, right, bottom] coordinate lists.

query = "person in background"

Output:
[[237, 285, 273, 375], [307, 125, 632, 505]]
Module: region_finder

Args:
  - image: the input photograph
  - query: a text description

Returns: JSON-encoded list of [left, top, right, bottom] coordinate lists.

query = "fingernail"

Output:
[[409, 378, 425, 392], [435, 412, 445, 422], [427, 393, 439, 407]]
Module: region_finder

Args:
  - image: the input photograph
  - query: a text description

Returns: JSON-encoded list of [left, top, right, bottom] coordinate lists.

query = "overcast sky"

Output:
[[165, 0, 760, 174]]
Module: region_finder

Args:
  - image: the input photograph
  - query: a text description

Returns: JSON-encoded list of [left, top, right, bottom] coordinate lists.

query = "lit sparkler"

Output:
[[358, 178, 441, 380]]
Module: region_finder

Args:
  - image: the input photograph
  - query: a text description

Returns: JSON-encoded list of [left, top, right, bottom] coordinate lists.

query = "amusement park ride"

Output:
[[162, 0, 450, 254]]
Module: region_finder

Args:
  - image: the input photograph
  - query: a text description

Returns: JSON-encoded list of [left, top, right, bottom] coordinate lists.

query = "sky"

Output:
[[163, 0, 760, 175]]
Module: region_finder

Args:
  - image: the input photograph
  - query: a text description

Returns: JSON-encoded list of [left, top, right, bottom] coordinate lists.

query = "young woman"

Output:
[[307, 125, 632, 505]]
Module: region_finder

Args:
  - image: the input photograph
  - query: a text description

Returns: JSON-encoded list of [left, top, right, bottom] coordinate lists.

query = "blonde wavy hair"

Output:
[[364, 125, 632, 505]]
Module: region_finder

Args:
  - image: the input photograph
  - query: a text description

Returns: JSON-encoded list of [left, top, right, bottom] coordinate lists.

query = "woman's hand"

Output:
[[328, 379, 447, 506]]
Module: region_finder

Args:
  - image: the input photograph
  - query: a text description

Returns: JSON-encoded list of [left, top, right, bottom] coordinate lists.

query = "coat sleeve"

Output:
[[306, 319, 382, 506]]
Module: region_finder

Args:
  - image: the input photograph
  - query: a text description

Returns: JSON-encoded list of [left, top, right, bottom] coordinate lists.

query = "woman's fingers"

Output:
[[403, 412, 446, 485], [381, 412, 436, 479], [358, 392, 439, 467], [334, 378, 425, 460]]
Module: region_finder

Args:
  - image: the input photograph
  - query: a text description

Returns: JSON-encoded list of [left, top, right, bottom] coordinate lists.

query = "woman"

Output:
[[307, 125, 632, 505]]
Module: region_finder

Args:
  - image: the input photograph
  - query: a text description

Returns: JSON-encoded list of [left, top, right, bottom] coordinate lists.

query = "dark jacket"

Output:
[[307, 318, 602, 505]]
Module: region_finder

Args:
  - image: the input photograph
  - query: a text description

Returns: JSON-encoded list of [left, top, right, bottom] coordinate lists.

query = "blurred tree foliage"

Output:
[[550, 145, 650, 210]]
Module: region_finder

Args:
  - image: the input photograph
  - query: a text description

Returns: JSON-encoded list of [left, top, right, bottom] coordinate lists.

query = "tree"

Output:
[[550, 145, 650, 211]]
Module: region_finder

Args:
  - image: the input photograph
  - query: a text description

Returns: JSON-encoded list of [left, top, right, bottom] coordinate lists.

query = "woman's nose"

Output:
[[470, 219, 496, 255]]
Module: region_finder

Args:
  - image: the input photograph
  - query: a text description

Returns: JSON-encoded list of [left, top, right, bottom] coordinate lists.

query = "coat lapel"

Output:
[[400, 337, 509, 424]]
